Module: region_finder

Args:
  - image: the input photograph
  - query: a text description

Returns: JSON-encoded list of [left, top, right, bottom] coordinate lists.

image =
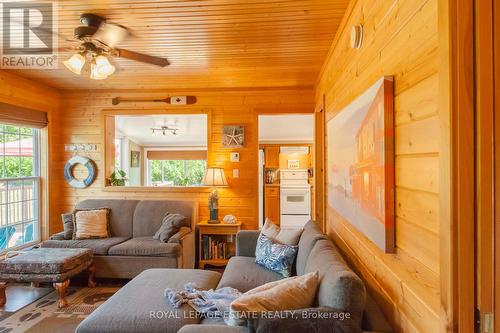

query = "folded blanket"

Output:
[[164, 282, 242, 320]]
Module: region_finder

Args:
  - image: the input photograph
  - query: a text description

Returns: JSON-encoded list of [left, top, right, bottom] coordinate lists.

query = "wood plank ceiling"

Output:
[[6, 0, 349, 90]]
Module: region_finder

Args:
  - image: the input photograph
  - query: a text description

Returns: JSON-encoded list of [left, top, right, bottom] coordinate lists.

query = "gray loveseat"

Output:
[[42, 199, 197, 278], [76, 220, 392, 333]]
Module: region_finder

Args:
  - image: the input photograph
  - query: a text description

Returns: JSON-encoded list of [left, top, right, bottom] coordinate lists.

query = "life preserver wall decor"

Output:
[[64, 156, 97, 189]]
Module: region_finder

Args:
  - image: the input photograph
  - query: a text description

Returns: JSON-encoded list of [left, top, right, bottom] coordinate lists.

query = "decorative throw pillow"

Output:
[[227, 271, 319, 326], [153, 213, 186, 242], [73, 208, 110, 240], [61, 212, 74, 240], [261, 218, 303, 245], [255, 233, 298, 277]]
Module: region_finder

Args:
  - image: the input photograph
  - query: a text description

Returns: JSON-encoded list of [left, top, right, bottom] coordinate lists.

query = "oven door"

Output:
[[280, 187, 311, 215]]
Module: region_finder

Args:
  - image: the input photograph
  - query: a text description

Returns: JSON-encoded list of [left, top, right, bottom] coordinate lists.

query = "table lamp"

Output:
[[201, 167, 228, 224]]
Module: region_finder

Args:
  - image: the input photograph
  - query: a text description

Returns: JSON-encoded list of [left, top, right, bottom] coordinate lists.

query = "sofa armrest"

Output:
[[168, 227, 192, 244], [178, 324, 247, 333], [248, 307, 363, 333], [173, 228, 195, 269], [236, 230, 260, 257], [49, 231, 67, 240]]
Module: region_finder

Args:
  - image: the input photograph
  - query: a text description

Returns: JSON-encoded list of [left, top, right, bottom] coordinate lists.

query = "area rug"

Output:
[[0, 286, 119, 333]]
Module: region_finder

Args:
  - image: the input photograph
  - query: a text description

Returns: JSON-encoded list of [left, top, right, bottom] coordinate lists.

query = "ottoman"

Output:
[[76, 268, 221, 333], [0, 247, 94, 308]]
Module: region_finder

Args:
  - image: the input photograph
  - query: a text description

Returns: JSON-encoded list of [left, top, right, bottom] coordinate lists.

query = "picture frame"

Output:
[[327, 76, 395, 253], [130, 150, 140, 168], [222, 125, 244, 148]]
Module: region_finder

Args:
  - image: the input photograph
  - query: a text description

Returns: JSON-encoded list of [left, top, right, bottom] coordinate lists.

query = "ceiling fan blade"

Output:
[[93, 22, 131, 48], [115, 49, 169, 67]]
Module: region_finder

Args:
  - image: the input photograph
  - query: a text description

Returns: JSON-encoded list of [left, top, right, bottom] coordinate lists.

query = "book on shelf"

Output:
[[201, 235, 233, 260]]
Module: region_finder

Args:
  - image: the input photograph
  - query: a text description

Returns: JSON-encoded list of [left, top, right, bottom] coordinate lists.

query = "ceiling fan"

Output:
[[41, 13, 170, 80]]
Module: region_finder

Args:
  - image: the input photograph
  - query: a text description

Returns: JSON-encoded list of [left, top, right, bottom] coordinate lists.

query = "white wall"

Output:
[[258, 114, 314, 143]]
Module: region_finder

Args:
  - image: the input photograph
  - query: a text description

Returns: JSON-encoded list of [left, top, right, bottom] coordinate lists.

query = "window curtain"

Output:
[[0, 103, 48, 128], [147, 150, 207, 160]]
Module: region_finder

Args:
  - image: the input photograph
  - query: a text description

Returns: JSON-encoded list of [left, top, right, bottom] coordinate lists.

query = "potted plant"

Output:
[[109, 169, 128, 186]]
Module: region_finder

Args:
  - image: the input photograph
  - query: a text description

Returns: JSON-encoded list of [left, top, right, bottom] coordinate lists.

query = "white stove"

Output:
[[279, 169, 311, 229]]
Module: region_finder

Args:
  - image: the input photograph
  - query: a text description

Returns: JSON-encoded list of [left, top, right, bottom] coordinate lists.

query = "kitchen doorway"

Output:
[[257, 114, 315, 229]]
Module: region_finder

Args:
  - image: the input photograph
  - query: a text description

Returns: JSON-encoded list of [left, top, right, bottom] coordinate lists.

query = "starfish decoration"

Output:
[[225, 127, 243, 146]]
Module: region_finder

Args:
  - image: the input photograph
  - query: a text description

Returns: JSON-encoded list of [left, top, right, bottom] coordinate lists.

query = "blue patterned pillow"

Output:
[[255, 233, 298, 277]]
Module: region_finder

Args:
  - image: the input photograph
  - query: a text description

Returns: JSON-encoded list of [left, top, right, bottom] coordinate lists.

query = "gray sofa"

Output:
[[76, 220, 392, 333], [42, 199, 197, 279]]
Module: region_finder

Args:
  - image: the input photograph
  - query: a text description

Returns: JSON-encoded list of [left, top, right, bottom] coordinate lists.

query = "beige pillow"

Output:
[[227, 271, 319, 326], [73, 208, 110, 240], [261, 218, 302, 245]]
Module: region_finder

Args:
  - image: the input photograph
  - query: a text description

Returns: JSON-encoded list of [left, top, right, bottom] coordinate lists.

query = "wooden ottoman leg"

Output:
[[87, 264, 96, 288], [0, 282, 7, 307], [53, 280, 70, 308]]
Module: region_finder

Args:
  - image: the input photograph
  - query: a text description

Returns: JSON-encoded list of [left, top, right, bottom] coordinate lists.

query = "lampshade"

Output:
[[95, 55, 116, 76], [202, 168, 228, 187], [90, 61, 108, 80], [63, 53, 85, 75]]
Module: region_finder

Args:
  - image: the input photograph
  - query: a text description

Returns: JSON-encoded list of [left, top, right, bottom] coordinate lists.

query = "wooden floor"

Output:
[[1, 284, 53, 313], [1, 278, 127, 314]]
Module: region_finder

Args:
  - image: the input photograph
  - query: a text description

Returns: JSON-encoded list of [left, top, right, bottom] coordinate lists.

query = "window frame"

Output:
[[0, 125, 41, 254], [102, 109, 213, 192]]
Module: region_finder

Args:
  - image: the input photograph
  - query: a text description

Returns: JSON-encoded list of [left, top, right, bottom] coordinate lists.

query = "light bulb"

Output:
[[90, 61, 108, 80], [95, 55, 115, 76], [63, 53, 85, 75]]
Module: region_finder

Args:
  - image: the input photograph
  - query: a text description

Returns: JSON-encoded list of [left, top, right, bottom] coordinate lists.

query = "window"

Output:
[[0, 124, 40, 251], [149, 160, 206, 186], [114, 138, 122, 170]]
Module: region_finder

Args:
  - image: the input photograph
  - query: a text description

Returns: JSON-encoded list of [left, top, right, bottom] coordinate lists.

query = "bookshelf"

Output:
[[197, 221, 241, 269]]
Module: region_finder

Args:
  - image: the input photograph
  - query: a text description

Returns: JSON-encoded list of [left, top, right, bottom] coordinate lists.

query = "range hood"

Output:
[[279, 146, 309, 155]]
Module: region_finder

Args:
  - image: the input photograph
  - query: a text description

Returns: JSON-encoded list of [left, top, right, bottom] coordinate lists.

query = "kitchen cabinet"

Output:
[[264, 146, 280, 168], [264, 186, 280, 225]]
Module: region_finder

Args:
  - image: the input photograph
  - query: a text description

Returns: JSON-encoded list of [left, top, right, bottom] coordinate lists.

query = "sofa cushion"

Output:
[[296, 220, 328, 275], [73, 208, 110, 240], [108, 237, 180, 257], [304, 239, 366, 325], [75, 199, 140, 237], [228, 272, 319, 326], [61, 212, 74, 239], [132, 200, 194, 237], [153, 213, 187, 242], [261, 218, 302, 245], [255, 233, 298, 277], [41, 237, 129, 255], [217, 256, 283, 292], [76, 269, 221, 333]]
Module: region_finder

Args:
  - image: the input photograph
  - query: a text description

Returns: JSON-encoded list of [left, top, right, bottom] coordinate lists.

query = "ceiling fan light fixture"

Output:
[[90, 61, 108, 80], [95, 55, 116, 76], [63, 53, 85, 75]]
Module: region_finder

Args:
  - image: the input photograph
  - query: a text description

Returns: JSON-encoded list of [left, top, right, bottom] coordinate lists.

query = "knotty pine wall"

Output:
[[49, 89, 315, 235], [316, 0, 440, 332], [0, 70, 60, 240]]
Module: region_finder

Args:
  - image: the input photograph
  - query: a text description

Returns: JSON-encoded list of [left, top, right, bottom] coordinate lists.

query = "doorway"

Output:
[[257, 114, 315, 229]]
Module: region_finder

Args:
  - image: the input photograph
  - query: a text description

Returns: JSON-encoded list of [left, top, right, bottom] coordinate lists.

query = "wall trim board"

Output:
[[438, 0, 475, 332]]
